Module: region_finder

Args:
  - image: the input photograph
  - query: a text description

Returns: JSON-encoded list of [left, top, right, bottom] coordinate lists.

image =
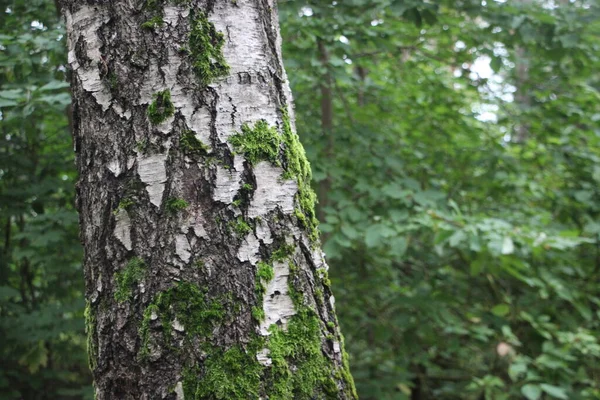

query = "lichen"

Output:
[[114, 257, 146, 303], [229, 120, 281, 165], [188, 11, 230, 86], [84, 300, 97, 371], [165, 197, 189, 214], [180, 130, 210, 156], [147, 89, 174, 125]]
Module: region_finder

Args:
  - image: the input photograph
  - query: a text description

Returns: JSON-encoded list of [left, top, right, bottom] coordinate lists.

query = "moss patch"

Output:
[[147, 90, 175, 125], [84, 300, 97, 371], [183, 341, 263, 399], [114, 257, 146, 303], [141, 15, 164, 30], [180, 130, 210, 156], [113, 197, 134, 215], [229, 217, 252, 236], [139, 282, 225, 359], [165, 197, 189, 214], [266, 309, 338, 399], [281, 109, 319, 242], [271, 243, 295, 262], [229, 111, 319, 241], [188, 11, 230, 86], [229, 120, 281, 165], [256, 261, 274, 282]]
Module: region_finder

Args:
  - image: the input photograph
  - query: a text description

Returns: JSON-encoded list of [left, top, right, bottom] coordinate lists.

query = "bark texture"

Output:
[[63, 0, 357, 398]]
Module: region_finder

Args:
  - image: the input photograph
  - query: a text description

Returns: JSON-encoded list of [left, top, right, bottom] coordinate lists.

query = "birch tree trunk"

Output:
[[62, 0, 357, 398]]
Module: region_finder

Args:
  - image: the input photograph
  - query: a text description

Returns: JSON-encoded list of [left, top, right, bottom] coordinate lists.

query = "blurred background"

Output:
[[1, 0, 600, 399]]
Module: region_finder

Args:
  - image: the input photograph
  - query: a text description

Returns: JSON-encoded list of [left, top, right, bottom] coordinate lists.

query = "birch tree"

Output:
[[62, 0, 357, 398]]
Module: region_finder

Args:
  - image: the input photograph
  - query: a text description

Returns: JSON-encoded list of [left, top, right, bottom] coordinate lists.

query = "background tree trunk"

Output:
[[62, 0, 357, 398]]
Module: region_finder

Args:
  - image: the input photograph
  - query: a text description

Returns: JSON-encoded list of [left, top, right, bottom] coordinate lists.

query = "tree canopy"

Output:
[[1, 0, 600, 399]]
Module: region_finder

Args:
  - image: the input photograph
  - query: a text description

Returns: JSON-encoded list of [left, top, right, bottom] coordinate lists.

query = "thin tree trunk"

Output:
[[317, 39, 334, 235], [62, 0, 356, 398]]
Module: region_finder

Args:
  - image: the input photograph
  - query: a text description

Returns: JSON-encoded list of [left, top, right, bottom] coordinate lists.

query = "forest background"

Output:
[[1, 0, 600, 399]]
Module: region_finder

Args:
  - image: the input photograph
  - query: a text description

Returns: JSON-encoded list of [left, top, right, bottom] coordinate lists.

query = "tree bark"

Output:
[[62, 0, 357, 398]]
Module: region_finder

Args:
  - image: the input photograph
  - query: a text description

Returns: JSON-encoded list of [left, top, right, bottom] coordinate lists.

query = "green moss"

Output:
[[147, 90, 175, 125], [165, 197, 189, 214], [113, 197, 134, 215], [84, 301, 97, 371], [104, 73, 118, 91], [251, 306, 265, 321], [230, 110, 318, 241], [266, 309, 338, 399], [242, 183, 254, 192], [257, 261, 274, 282], [139, 282, 225, 360], [114, 257, 146, 303], [281, 109, 319, 242], [180, 130, 210, 156], [229, 120, 281, 165], [141, 15, 164, 30], [135, 140, 149, 154], [315, 288, 324, 307], [271, 243, 295, 262], [317, 268, 332, 288], [340, 334, 359, 399], [229, 217, 252, 236], [188, 11, 230, 86], [232, 199, 242, 207], [138, 304, 159, 360], [184, 342, 263, 399]]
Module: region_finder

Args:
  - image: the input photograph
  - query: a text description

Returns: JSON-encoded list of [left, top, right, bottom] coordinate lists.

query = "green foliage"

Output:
[[147, 89, 174, 125], [280, 0, 600, 398], [114, 257, 146, 303], [0, 0, 90, 397], [5, 0, 600, 398], [188, 10, 229, 86]]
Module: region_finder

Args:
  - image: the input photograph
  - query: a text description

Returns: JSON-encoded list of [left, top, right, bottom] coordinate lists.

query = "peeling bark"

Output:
[[63, 0, 356, 398]]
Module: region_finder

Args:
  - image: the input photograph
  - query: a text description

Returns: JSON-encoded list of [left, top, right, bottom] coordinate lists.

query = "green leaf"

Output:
[[540, 384, 568, 399], [521, 384, 542, 400], [491, 304, 510, 317]]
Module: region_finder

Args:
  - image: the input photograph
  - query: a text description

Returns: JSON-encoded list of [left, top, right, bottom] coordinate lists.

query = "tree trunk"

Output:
[[62, 0, 357, 398]]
